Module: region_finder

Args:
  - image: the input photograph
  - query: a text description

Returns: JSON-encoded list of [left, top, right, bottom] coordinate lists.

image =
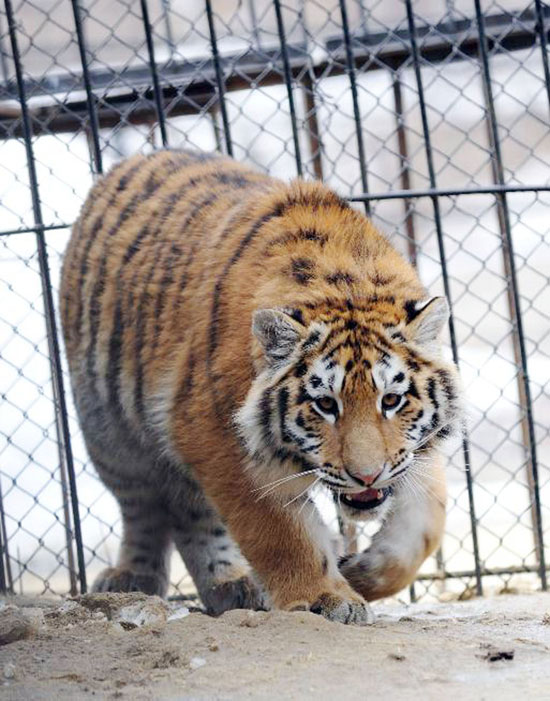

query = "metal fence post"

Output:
[[273, 0, 303, 176], [534, 0, 550, 114], [474, 0, 547, 591], [140, 0, 168, 148], [0, 476, 13, 593], [338, 0, 370, 214], [405, 0, 483, 596], [205, 0, 233, 156], [4, 0, 87, 594], [391, 73, 418, 267], [71, 0, 103, 176]]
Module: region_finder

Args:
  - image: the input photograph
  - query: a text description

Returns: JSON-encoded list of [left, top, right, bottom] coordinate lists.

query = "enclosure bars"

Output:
[[0, 479, 12, 592], [247, 0, 262, 49], [534, 0, 550, 114], [140, 0, 168, 148], [205, 0, 233, 157], [1, 2, 549, 597], [479, 29, 545, 588], [71, 0, 103, 176], [391, 75, 417, 268], [296, 2, 325, 182], [338, 0, 370, 215], [391, 64, 423, 601], [3, 8, 549, 142], [161, 0, 176, 58], [416, 562, 548, 582], [58, 443, 78, 595], [3, 0, 87, 594], [273, 0, 303, 177], [348, 183, 550, 201], [0, 12, 8, 83], [474, 0, 547, 590], [3, 185, 550, 240], [301, 72, 324, 181], [404, 0, 483, 596]]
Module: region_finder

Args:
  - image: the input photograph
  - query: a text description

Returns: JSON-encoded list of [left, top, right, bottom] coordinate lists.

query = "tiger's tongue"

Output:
[[352, 488, 382, 502]]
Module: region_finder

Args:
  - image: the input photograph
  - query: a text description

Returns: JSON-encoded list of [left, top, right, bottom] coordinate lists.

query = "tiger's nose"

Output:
[[348, 469, 383, 487]]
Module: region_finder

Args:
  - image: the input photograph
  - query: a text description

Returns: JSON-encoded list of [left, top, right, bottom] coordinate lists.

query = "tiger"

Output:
[[60, 149, 461, 625]]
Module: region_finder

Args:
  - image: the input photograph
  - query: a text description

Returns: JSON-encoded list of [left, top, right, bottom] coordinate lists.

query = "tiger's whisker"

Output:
[[253, 469, 318, 501], [283, 477, 321, 509], [251, 468, 318, 492], [415, 418, 461, 449]]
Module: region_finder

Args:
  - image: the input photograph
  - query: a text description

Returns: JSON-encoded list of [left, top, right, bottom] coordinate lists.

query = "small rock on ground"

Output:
[[0, 605, 40, 646]]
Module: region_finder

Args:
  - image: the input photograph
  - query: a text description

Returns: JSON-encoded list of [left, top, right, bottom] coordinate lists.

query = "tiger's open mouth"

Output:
[[340, 486, 392, 511]]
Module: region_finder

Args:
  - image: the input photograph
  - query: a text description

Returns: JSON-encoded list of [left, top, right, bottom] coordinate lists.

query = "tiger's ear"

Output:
[[252, 309, 305, 366], [405, 297, 448, 345]]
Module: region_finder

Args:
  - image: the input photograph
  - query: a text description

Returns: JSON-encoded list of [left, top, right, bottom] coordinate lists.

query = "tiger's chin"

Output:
[[337, 486, 394, 523]]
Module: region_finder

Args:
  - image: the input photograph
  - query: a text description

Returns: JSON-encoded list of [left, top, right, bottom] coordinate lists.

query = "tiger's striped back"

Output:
[[61, 149, 274, 434]]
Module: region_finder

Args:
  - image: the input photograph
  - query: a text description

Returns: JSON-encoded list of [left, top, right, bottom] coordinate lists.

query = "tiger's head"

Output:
[[236, 295, 462, 521]]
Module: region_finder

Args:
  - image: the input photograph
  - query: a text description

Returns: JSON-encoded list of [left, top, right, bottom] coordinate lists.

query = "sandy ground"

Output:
[[0, 592, 549, 700]]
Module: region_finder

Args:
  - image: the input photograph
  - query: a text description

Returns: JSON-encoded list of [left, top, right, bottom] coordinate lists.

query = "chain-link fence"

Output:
[[1, 0, 549, 602]]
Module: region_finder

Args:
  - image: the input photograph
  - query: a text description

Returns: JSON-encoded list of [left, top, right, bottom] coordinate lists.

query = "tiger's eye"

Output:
[[382, 393, 401, 411], [315, 396, 339, 416]]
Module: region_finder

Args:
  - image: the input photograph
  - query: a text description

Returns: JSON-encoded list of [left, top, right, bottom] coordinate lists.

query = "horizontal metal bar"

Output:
[[3, 181, 549, 238], [0, 222, 69, 237], [417, 563, 550, 582], [349, 183, 550, 201]]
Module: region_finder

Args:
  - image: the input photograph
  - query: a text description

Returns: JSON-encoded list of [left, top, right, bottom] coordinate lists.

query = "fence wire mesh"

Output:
[[0, 0, 549, 602]]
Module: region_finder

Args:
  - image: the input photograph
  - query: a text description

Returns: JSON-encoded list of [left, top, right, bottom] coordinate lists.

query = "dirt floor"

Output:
[[0, 591, 549, 700]]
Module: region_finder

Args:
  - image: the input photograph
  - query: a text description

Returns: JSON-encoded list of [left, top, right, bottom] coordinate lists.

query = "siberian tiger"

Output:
[[60, 149, 461, 624]]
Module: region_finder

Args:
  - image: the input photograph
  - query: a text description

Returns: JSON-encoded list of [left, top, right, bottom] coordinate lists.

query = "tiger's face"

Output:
[[236, 296, 462, 521]]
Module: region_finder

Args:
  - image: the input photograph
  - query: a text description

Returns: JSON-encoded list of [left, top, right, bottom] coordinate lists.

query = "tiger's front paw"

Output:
[[339, 550, 417, 601], [286, 587, 373, 625], [309, 592, 374, 625], [202, 575, 269, 616]]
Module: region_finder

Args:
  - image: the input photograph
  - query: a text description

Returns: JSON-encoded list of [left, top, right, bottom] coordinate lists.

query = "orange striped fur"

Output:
[[60, 150, 461, 623]]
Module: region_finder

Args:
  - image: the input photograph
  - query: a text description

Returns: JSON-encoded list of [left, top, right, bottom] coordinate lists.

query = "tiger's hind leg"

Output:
[[167, 471, 268, 615], [91, 456, 172, 597], [339, 455, 446, 601]]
